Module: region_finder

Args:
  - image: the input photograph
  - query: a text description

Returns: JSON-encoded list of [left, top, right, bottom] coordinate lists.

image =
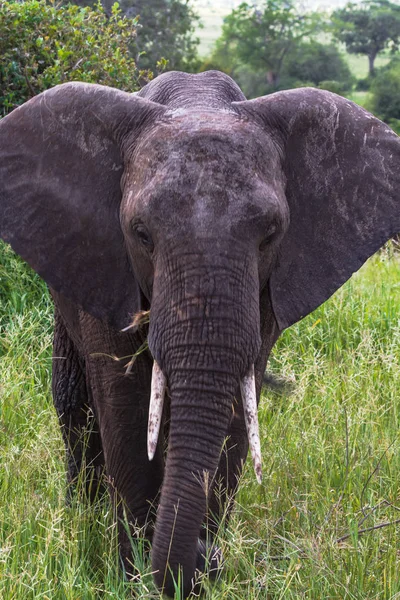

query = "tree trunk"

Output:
[[267, 70, 280, 88], [368, 52, 377, 77]]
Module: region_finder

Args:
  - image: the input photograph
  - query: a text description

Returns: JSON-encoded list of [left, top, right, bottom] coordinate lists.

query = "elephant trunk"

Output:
[[148, 246, 261, 597], [151, 372, 237, 596]]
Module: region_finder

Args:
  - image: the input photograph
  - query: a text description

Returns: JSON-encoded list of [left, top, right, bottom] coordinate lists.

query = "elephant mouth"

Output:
[[147, 360, 262, 484]]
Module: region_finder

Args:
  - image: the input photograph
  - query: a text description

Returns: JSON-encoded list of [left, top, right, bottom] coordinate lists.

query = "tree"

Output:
[[332, 0, 400, 76], [204, 40, 352, 98], [283, 41, 353, 89], [0, 0, 149, 115], [212, 0, 323, 89], [125, 0, 200, 72], [369, 57, 400, 124], [69, 0, 201, 72]]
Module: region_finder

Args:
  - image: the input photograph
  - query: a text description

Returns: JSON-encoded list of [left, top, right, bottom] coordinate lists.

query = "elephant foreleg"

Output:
[[52, 308, 105, 502], [81, 314, 165, 572]]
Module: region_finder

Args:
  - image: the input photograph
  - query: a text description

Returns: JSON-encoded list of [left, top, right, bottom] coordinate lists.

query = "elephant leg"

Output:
[[52, 307, 105, 502], [81, 314, 164, 571], [204, 290, 281, 538]]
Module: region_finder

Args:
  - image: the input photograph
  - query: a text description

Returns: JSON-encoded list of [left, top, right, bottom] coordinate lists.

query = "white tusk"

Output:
[[240, 364, 263, 484], [147, 361, 166, 461]]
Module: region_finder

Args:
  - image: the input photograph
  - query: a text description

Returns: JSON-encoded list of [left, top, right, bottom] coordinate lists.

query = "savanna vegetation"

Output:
[[1, 243, 400, 599], [202, 0, 400, 130], [0, 0, 148, 114], [1, 0, 400, 598], [64, 0, 201, 72]]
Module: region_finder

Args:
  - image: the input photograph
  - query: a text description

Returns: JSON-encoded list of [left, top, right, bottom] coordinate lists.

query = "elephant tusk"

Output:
[[147, 361, 166, 461], [240, 364, 263, 484]]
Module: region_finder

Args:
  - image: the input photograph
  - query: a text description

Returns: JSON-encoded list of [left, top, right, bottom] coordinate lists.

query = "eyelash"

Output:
[[133, 224, 154, 252]]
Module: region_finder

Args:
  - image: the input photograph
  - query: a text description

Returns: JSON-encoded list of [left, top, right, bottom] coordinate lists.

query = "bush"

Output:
[[290, 80, 317, 89], [369, 58, 400, 123], [0, 0, 151, 116], [70, 0, 200, 73], [387, 118, 400, 135], [221, 42, 354, 99], [355, 76, 372, 91], [283, 42, 354, 90], [318, 80, 348, 95]]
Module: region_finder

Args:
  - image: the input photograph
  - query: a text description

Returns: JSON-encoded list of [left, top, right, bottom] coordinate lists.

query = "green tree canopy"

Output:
[[124, 0, 200, 72], [0, 0, 149, 115], [204, 39, 352, 98], [332, 0, 400, 76], [69, 0, 200, 72], [212, 0, 323, 89], [369, 57, 400, 124], [283, 41, 353, 89]]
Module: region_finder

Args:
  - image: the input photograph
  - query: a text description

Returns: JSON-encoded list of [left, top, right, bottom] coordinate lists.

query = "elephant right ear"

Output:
[[0, 83, 164, 329], [235, 89, 400, 330]]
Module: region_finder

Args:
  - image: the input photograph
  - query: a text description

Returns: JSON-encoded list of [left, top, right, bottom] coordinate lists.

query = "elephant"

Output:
[[0, 70, 399, 597]]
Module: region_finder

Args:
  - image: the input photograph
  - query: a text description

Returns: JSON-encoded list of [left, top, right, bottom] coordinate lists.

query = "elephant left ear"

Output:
[[235, 89, 400, 330], [0, 83, 165, 330]]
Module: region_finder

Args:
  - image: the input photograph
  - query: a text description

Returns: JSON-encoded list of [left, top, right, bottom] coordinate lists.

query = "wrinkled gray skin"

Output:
[[0, 71, 399, 597]]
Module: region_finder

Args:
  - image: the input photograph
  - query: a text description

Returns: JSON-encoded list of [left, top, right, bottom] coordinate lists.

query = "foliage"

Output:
[[283, 42, 353, 89], [332, 0, 400, 76], [124, 0, 200, 72], [355, 75, 372, 90], [0, 0, 148, 115], [69, 0, 201, 73], [1, 240, 400, 598], [204, 39, 351, 99], [368, 57, 400, 125], [317, 80, 347, 95], [210, 0, 323, 90]]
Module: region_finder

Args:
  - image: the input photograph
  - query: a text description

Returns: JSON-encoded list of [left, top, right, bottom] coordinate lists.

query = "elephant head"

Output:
[[0, 71, 399, 596]]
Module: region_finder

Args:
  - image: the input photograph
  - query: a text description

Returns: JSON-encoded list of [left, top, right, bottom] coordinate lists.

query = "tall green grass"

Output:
[[1, 240, 399, 598]]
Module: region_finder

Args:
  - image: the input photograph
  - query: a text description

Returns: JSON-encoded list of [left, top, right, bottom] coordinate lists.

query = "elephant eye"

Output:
[[134, 224, 154, 252], [259, 223, 278, 251]]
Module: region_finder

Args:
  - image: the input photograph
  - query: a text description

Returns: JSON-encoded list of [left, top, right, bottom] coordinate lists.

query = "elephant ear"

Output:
[[235, 89, 400, 330], [0, 82, 164, 329]]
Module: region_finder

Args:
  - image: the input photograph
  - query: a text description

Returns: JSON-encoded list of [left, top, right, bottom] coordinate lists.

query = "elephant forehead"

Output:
[[128, 113, 283, 200], [132, 113, 279, 176], [122, 112, 286, 237]]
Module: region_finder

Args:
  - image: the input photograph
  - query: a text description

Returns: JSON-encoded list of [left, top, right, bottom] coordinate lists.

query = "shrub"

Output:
[[355, 76, 372, 91], [369, 58, 400, 123], [291, 80, 317, 89], [387, 118, 400, 135], [283, 42, 354, 90], [318, 80, 348, 95], [209, 41, 354, 99], [0, 0, 150, 116]]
